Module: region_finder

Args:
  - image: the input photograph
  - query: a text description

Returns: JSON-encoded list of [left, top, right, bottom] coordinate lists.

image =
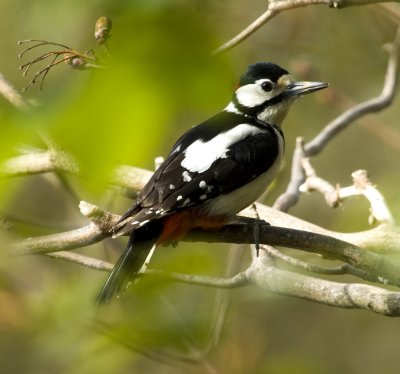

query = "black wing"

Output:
[[113, 112, 283, 236]]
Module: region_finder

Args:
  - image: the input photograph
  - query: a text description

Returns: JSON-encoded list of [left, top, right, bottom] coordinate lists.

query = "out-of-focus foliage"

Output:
[[0, 0, 400, 373]]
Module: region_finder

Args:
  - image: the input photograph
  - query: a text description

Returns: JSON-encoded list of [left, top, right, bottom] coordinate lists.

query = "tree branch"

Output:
[[47, 251, 113, 271], [143, 269, 250, 289], [249, 255, 400, 316], [11, 197, 400, 290], [0, 149, 79, 178], [306, 29, 400, 156], [187, 223, 400, 287], [273, 26, 400, 212], [14, 222, 105, 255], [215, 0, 394, 54], [12, 199, 400, 253], [46, 242, 400, 316], [119, 254, 400, 317], [300, 159, 395, 224]]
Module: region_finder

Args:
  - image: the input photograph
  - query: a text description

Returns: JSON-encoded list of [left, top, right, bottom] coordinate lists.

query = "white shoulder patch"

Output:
[[181, 124, 262, 173]]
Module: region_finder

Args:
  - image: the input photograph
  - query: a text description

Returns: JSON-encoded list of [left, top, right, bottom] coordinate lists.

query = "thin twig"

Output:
[[143, 269, 249, 289], [18, 39, 104, 91], [215, 0, 323, 54], [22, 54, 77, 92], [47, 251, 113, 271], [18, 39, 74, 51], [299, 157, 340, 207]]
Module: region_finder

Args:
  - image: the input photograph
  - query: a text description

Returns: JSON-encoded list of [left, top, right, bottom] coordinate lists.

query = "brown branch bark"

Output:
[[215, 0, 397, 54]]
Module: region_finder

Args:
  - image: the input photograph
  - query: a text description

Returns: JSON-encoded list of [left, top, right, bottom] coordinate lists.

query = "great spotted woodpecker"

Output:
[[97, 62, 328, 304]]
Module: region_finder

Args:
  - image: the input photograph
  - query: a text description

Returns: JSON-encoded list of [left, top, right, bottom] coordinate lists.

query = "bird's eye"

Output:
[[261, 80, 275, 92]]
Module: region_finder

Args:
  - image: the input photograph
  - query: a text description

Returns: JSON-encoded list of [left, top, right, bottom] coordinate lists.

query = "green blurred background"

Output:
[[0, 1, 400, 373]]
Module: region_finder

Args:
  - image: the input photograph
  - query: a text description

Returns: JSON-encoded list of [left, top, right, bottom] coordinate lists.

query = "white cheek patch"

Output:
[[235, 83, 268, 108], [181, 124, 262, 173]]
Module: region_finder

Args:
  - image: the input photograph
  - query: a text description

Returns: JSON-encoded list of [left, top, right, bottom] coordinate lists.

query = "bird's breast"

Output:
[[199, 132, 284, 217]]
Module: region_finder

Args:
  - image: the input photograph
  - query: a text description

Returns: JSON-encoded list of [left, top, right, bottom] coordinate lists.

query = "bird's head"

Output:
[[227, 62, 328, 126]]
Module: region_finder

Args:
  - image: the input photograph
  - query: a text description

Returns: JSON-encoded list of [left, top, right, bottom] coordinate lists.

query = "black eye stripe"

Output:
[[261, 80, 274, 92]]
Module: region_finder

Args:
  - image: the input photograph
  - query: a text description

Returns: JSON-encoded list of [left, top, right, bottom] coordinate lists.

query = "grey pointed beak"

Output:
[[285, 81, 328, 98]]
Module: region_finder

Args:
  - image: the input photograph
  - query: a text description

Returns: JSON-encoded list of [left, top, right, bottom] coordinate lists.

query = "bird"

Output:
[[97, 62, 328, 304]]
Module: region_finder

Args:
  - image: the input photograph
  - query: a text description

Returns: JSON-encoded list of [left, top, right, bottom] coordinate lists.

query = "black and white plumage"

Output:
[[97, 62, 328, 304]]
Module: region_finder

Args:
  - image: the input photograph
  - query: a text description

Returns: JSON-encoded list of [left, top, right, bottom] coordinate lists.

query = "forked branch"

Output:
[[274, 26, 400, 212]]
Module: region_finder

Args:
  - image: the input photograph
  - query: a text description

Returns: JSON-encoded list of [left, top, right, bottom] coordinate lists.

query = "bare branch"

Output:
[[12, 194, 400, 255], [348, 170, 394, 224], [187, 223, 400, 288], [305, 28, 400, 156], [0, 149, 79, 178], [274, 27, 400, 212], [249, 257, 400, 316], [300, 158, 395, 224], [0, 148, 152, 190], [14, 222, 105, 255], [12, 197, 400, 289], [103, 255, 400, 316], [12, 201, 118, 255], [8, 152, 399, 260], [45, 244, 400, 317], [215, 0, 394, 54], [47, 251, 113, 271], [143, 269, 249, 289], [299, 157, 340, 207], [3, 149, 397, 255]]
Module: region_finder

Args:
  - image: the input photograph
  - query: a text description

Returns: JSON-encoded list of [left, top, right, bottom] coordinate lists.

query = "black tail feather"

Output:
[[97, 220, 163, 305]]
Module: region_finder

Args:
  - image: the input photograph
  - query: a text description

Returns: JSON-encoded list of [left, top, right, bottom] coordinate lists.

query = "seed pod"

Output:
[[65, 55, 87, 70], [95, 16, 112, 45]]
